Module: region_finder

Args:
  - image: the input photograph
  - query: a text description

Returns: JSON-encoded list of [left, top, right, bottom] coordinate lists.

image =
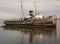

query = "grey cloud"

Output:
[[22, 0, 60, 2], [0, 7, 20, 15], [0, 0, 60, 19]]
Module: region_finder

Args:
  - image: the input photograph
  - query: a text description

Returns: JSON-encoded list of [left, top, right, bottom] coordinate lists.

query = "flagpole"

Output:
[[21, 0, 24, 18], [34, 0, 37, 15]]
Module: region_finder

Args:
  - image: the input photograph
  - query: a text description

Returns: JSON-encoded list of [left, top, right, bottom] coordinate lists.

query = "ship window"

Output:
[[35, 20, 37, 21], [49, 16, 52, 18]]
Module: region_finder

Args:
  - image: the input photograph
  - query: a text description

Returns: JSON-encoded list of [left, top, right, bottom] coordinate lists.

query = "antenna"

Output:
[[34, 0, 37, 15], [21, 0, 24, 18]]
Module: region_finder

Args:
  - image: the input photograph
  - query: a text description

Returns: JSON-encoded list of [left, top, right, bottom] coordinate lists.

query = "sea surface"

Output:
[[0, 19, 60, 44]]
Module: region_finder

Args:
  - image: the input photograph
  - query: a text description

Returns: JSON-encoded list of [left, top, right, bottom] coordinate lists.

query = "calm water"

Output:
[[0, 20, 60, 44]]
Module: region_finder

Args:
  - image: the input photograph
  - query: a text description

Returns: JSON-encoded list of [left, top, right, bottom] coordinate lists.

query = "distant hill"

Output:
[[0, 18, 24, 21], [57, 18, 60, 20]]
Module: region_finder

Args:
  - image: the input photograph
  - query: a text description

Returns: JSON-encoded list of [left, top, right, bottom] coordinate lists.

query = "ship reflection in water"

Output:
[[3, 27, 57, 44]]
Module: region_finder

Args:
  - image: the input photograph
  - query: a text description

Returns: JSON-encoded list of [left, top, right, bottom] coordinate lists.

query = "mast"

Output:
[[21, 0, 24, 18], [34, 0, 37, 15]]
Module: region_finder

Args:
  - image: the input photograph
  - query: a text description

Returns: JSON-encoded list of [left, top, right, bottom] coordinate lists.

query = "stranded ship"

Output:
[[4, 10, 57, 28], [3, 0, 57, 28]]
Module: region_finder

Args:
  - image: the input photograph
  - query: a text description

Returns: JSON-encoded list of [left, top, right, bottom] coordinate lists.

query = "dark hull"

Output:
[[3, 24, 56, 28], [4, 20, 56, 28]]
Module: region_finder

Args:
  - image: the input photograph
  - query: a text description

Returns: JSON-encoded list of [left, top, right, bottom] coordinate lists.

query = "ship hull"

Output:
[[3, 15, 57, 28], [3, 22, 56, 28]]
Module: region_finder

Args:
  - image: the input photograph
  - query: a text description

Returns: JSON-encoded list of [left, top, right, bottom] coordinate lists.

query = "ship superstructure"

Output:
[[4, 10, 57, 28]]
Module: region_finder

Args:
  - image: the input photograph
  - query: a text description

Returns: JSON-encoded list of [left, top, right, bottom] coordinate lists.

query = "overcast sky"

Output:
[[0, 0, 60, 19]]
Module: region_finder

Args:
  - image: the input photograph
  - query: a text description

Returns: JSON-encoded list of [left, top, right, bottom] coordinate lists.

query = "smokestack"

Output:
[[29, 10, 34, 17]]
